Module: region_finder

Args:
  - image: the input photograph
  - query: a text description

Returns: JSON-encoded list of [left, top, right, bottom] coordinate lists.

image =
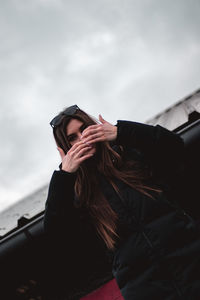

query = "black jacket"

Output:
[[44, 121, 200, 300]]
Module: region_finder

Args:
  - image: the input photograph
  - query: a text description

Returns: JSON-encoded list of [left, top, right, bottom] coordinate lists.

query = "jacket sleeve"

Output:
[[43, 170, 84, 292], [43, 169, 107, 292], [44, 169, 78, 238], [43, 169, 98, 249], [115, 120, 185, 181]]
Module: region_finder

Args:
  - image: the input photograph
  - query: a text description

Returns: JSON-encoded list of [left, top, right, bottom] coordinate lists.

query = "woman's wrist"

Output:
[[59, 163, 77, 174], [61, 166, 77, 173]]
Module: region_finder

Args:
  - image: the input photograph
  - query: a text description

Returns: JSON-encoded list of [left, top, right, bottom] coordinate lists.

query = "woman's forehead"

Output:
[[66, 118, 84, 135]]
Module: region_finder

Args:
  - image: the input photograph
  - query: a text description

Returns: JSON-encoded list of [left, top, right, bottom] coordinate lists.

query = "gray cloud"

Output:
[[0, 0, 200, 211]]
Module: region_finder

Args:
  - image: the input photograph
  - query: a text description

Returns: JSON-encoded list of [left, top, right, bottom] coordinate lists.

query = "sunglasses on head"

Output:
[[50, 105, 80, 128]]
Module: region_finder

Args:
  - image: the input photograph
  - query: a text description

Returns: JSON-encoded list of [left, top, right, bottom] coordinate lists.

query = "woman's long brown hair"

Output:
[[53, 107, 161, 250]]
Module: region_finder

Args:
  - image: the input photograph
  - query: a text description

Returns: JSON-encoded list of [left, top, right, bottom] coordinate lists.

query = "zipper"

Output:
[[171, 280, 183, 299], [142, 231, 154, 249]]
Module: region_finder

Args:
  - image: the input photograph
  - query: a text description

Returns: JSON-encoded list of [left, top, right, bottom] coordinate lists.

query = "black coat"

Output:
[[44, 121, 200, 300]]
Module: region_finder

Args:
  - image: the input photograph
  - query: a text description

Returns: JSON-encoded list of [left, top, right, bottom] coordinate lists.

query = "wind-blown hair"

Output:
[[52, 107, 161, 250]]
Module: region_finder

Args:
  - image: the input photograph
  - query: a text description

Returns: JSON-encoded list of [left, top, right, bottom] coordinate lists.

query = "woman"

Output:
[[44, 105, 200, 300]]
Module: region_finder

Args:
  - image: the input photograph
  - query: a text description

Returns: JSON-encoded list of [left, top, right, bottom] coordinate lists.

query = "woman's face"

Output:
[[66, 118, 96, 154]]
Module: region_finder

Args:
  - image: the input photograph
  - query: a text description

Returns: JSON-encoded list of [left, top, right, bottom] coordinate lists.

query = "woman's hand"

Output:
[[57, 141, 94, 173], [81, 115, 117, 144]]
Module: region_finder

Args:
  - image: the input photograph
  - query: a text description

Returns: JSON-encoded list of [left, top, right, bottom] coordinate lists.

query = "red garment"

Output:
[[80, 278, 124, 300]]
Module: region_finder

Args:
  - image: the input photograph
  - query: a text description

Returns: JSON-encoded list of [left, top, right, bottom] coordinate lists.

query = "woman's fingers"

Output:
[[73, 144, 93, 158], [70, 140, 86, 151], [81, 125, 102, 139], [81, 126, 104, 144], [81, 117, 117, 143], [82, 132, 105, 144], [78, 153, 94, 163], [85, 136, 105, 144], [75, 146, 94, 159], [61, 141, 94, 173], [81, 124, 105, 143], [70, 141, 92, 155]]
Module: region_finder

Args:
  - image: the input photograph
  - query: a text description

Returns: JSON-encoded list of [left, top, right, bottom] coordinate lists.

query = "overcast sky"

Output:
[[1, 0, 200, 212]]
